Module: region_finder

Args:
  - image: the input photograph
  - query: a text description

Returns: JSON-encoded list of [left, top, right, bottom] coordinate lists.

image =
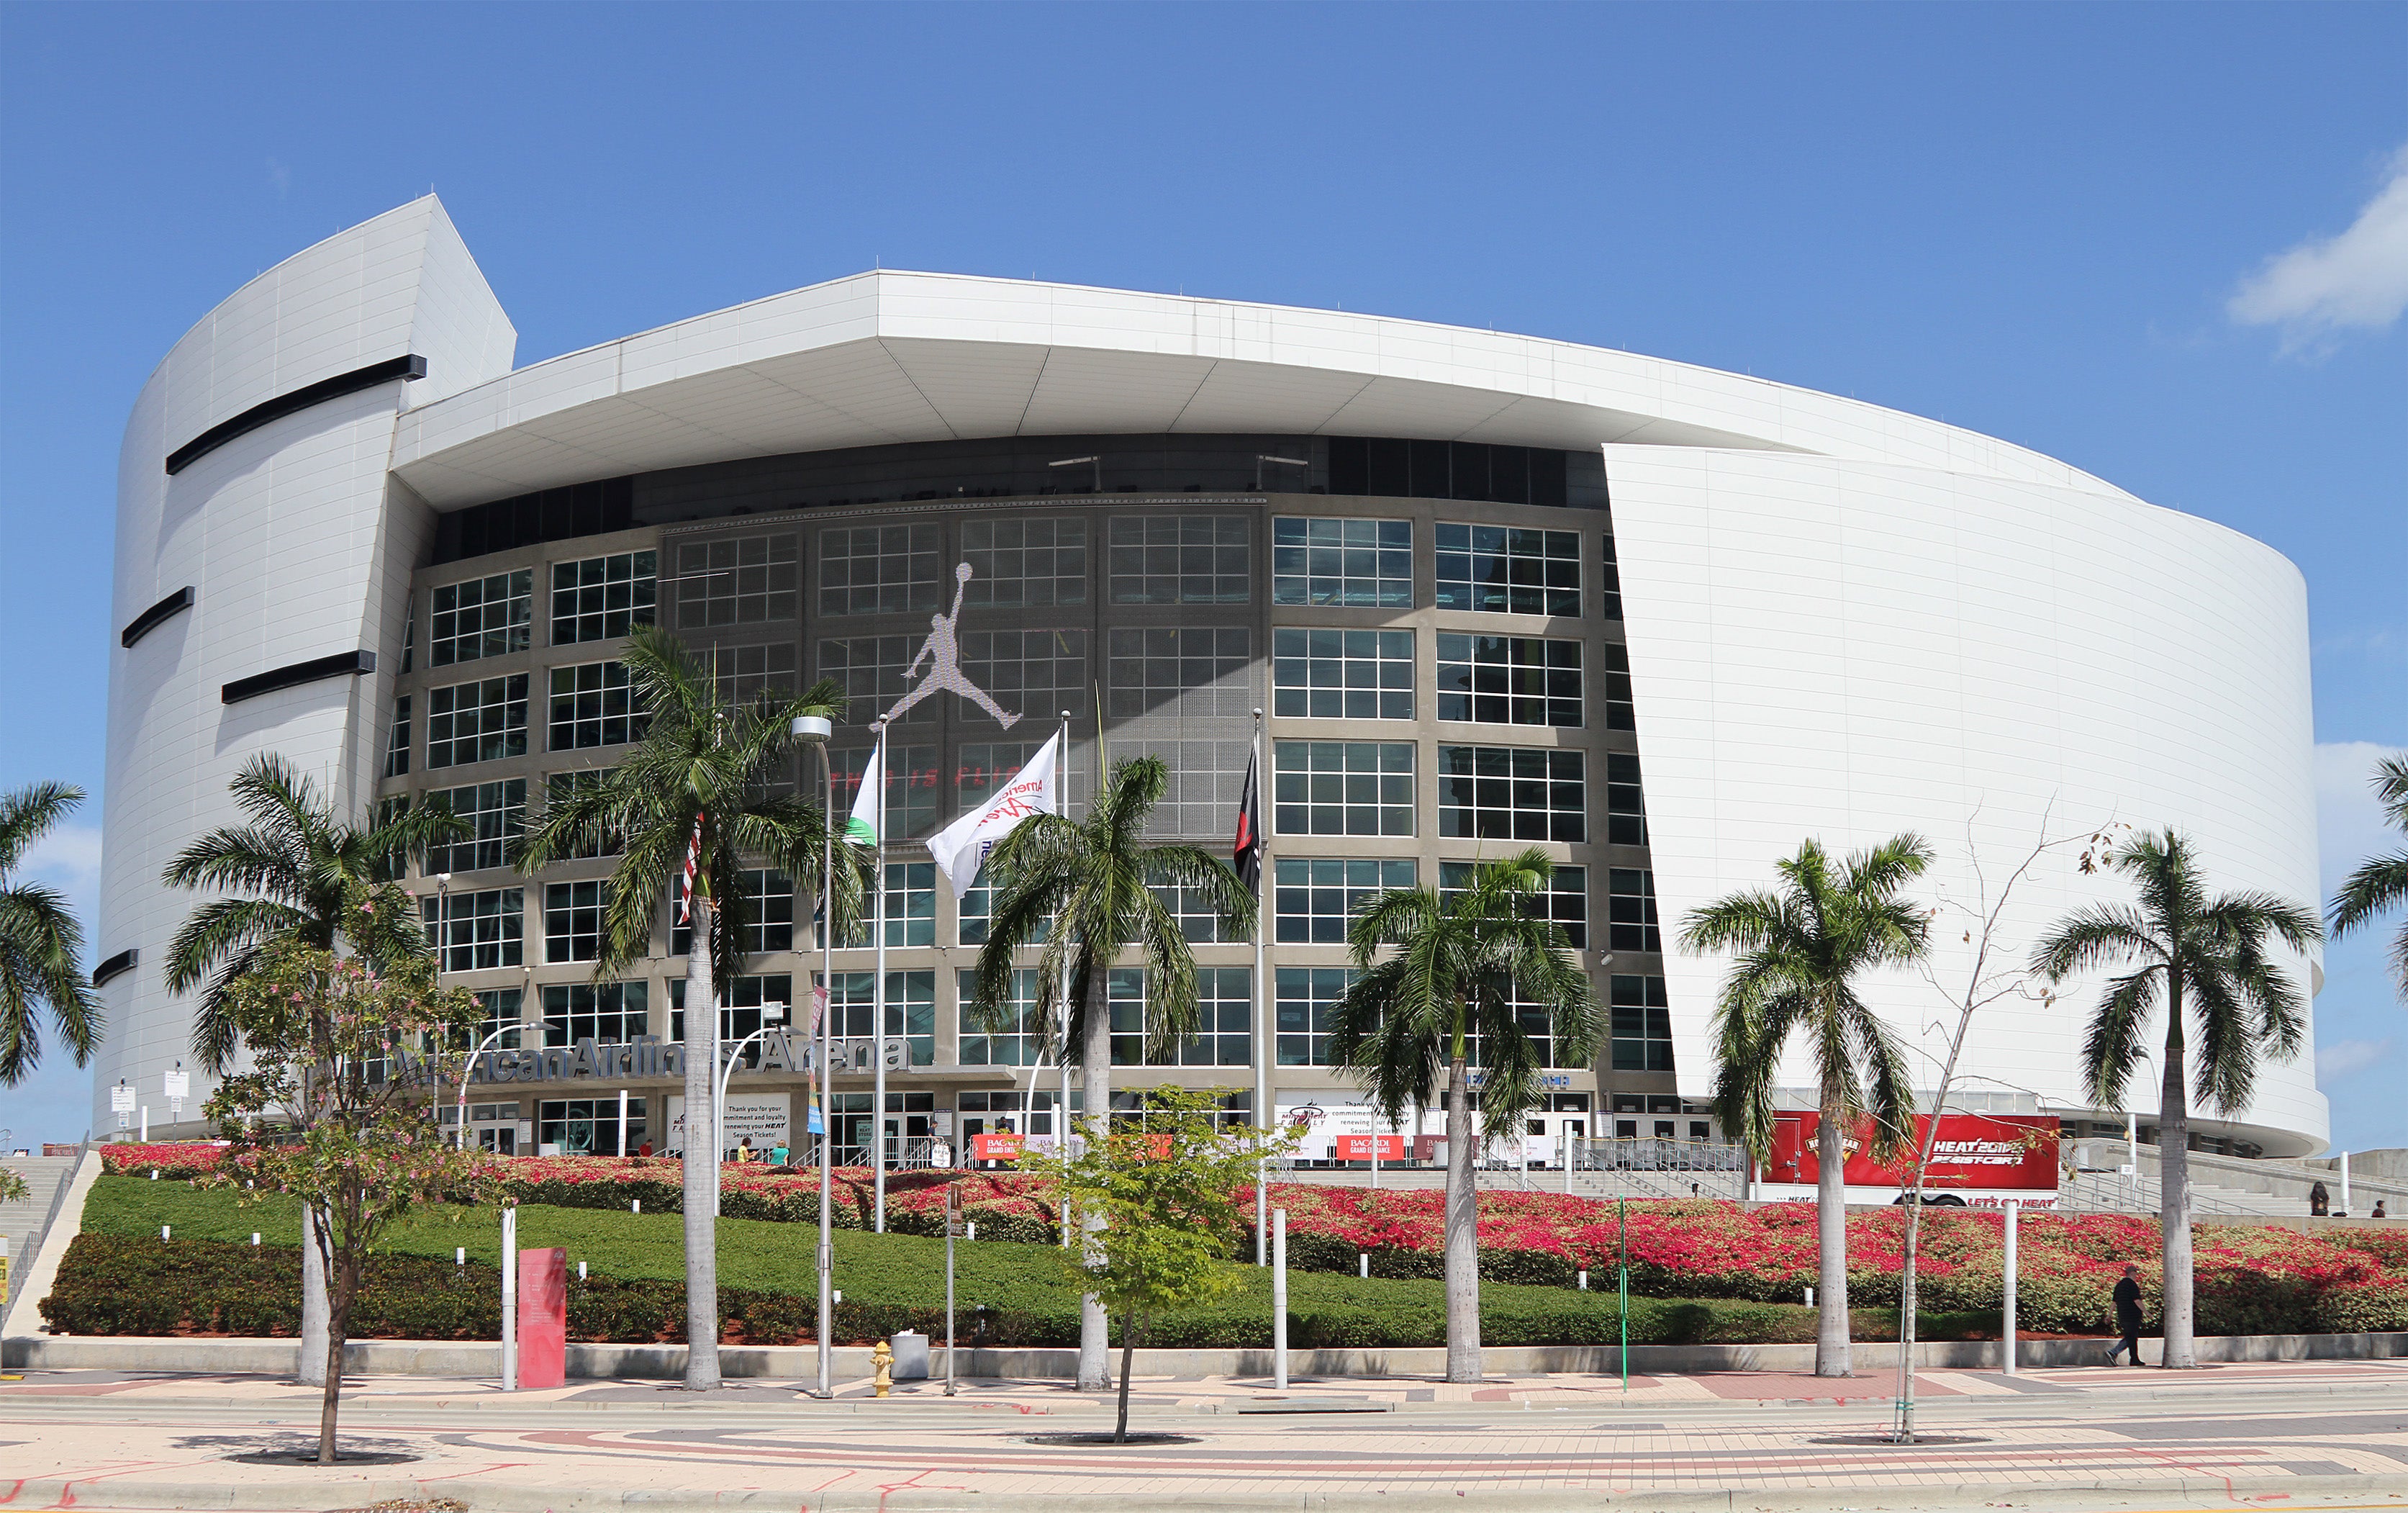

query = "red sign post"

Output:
[[516, 1247, 568, 1389]]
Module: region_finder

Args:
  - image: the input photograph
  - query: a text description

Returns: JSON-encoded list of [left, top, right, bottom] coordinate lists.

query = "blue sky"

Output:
[[2, 4, 2401, 1153]]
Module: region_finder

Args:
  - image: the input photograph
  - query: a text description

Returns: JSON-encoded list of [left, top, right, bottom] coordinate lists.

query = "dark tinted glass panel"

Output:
[[1327, 437, 1368, 497], [1531, 450, 1567, 509], [1366, 439, 1410, 498], [1408, 440, 1449, 499], [1450, 443, 1490, 501]]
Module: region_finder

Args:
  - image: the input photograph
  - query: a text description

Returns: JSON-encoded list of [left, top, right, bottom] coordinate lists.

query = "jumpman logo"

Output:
[[877, 561, 1021, 730]]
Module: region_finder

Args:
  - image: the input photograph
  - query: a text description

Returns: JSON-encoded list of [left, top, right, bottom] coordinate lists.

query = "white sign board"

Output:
[[1276, 1101, 1431, 1162], [110, 1084, 136, 1114], [667, 1094, 792, 1156], [165, 1070, 190, 1100]]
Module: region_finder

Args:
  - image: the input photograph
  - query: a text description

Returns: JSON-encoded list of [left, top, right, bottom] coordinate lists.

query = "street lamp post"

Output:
[[456, 1024, 520, 1150], [711, 1004, 789, 1215]]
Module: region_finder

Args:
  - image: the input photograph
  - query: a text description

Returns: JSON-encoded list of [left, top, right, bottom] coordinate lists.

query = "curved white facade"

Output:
[[94, 197, 2327, 1156]]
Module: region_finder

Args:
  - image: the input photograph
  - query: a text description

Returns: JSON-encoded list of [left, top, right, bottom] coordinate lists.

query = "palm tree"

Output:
[[0, 782, 102, 1085], [2030, 828, 2319, 1368], [1326, 847, 1599, 1386], [2330, 754, 2408, 1002], [517, 624, 860, 1391], [965, 754, 1252, 1391], [1680, 834, 1930, 1378], [163, 754, 461, 1074]]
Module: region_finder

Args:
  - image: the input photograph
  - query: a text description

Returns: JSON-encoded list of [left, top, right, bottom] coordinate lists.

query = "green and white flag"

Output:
[[846, 731, 883, 846]]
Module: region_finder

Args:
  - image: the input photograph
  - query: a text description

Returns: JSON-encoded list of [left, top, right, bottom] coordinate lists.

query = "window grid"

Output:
[[1271, 516, 1413, 608], [962, 518, 1087, 608], [957, 967, 1049, 1067], [820, 636, 939, 727], [813, 971, 935, 1066], [676, 535, 799, 626], [1110, 966, 1251, 1067], [472, 988, 524, 1050], [1440, 860, 1588, 951], [1437, 746, 1585, 843], [542, 982, 648, 1047], [425, 675, 528, 769], [1275, 965, 1357, 1067], [1606, 751, 1649, 846], [818, 525, 938, 617], [1611, 974, 1673, 1072], [430, 570, 533, 667], [544, 880, 604, 963], [957, 861, 1051, 947], [543, 769, 622, 859], [1146, 857, 1239, 944], [1608, 868, 1662, 954], [835, 745, 938, 840], [1274, 857, 1416, 944], [1600, 534, 1625, 622], [548, 661, 644, 751], [1273, 740, 1416, 836], [425, 887, 523, 972], [1107, 515, 1251, 605], [551, 551, 657, 646], [1272, 628, 1414, 721], [1106, 739, 1254, 839], [1434, 524, 1581, 617], [425, 779, 525, 875], [678, 870, 797, 956], [1601, 642, 1636, 732], [666, 976, 795, 1070], [384, 696, 412, 779], [709, 643, 798, 706], [1106, 626, 1252, 720], [1435, 633, 1583, 728], [964, 628, 1087, 722]]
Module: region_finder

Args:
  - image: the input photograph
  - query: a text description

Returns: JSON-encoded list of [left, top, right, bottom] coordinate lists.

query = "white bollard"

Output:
[[2339, 1152, 2352, 1217], [141, 1108, 148, 1143], [501, 1206, 519, 1391], [251, 1233, 261, 1247], [161, 1225, 170, 1240], [1272, 1208, 1289, 1391], [2002, 1201, 2019, 1377], [1578, 1270, 1588, 1291], [632, 1198, 640, 1214], [456, 1247, 466, 1266], [1358, 1252, 1368, 1278]]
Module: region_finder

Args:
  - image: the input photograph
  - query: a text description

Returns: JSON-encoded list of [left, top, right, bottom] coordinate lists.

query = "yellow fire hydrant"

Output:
[[871, 1338, 893, 1397]]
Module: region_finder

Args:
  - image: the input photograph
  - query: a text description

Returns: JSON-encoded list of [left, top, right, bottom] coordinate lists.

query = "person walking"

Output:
[[2106, 1263, 2145, 1366]]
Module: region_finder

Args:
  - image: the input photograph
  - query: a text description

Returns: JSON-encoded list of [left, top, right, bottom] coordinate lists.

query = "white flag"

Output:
[[927, 731, 1059, 901], [846, 732, 883, 847]]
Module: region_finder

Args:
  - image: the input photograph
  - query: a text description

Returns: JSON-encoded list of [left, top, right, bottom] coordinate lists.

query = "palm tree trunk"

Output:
[[682, 895, 721, 1389], [1077, 965, 1112, 1391], [1443, 1053, 1482, 1385], [297, 1203, 329, 1386], [1814, 1092, 1852, 1378], [2158, 978, 2194, 1369]]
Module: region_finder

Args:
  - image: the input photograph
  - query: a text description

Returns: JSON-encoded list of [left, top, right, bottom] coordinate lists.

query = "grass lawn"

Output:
[[78, 1175, 1997, 1346]]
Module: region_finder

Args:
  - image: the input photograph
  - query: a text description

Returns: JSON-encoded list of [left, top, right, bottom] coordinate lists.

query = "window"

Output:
[[1274, 741, 1416, 836], [1275, 858, 1414, 944], [678, 870, 796, 955], [1608, 869, 1662, 954], [1275, 965, 1356, 1066], [1106, 739, 1253, 839], [1106, 626, 1251, 720], [1606, 751, 1648, 846], [544, 880, 604, 963], [963, 518, 1087, 607], [543, 770, 621, 859], [1272, 628, 1413, 721], [1271, 516, 1413, 608], [813, 971, 935, 1066], [957, 861, 1049, 947], [1109, 965, 1250, 1067], [1610, 975, 1673, 1072], [430, 569, 533, 666], [551, 551, 656, 646], [471, 988, 523, 1049], [676, 534, 799, 625], [425, 887, 522, 971], [384, 696, 412, 779], [548, 661, 644, 750], [399, 602, 414, 674], [710, 643, 798, 705], [835, 744, 938, 840], [538, 1098, 645, 1157], [1437, 746, 1585, 842], [964, 628, 1087, 723], [871, 861, 934, 948], [669, 975, 795, 1064], [1601, 643, 1635, 731], [820, 636, 939, 727], [957, 967, 1049, 1066], [817, 524, 937, 617], [1435, 634, 1582, 727], [1441, 861, 1587, 950], [1147, 856, 1239, 943], [1434, 524, 1580, 617], [425, 779, 525, 875], [1108, 515, 1251, 604], [1599, 533, 1624, 622], [543, 981, 649, 1046], [1464, 977, 1578, 1070], [425, 675, 528, 769]]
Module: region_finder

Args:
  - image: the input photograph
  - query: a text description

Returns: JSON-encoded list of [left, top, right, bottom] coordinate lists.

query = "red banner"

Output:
[[1765, 1112, 2060, 1191], [1335, 1134, 1408, 1161], [972, 1132, 1026, 1161]]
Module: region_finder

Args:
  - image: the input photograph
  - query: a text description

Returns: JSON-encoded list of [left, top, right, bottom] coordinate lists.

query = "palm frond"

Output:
[[2081, 966, 2160, 1110], [2029, 903, 2157, 980], [0, 782, 86, 876]]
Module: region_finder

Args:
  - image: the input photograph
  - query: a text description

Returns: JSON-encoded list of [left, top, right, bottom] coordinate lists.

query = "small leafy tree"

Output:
[[2330, 754, 2408, 1002], [1017, 1085, 1294, 1442], [198, 885, 503, 1465]]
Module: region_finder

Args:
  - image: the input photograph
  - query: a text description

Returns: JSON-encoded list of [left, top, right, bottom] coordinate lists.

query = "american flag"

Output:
[[675, 810, 705, 923]]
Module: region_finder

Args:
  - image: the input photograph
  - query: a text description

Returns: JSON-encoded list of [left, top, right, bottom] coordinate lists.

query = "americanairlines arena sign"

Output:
[[425, 1033, 915, 1087], [1755, 1111, 2062, 1209]]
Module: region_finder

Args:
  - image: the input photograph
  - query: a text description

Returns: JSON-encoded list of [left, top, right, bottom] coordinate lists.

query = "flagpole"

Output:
[[872, 722, 889, 1235], [1252, 705, 1269, 1267], [1056, 709, 1073, 1244]]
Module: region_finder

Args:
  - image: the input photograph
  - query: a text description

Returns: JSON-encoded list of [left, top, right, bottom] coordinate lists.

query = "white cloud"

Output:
[[2317, 1036, 2395, 1083], [2229, 143, 2408, 354], [2315, 741, 2404, 895]]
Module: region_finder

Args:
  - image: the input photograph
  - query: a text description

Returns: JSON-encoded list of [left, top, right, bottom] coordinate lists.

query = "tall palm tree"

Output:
[[164, 754, 461, 1075], [0, 782, 102, 1085], [2030, 828, 2319, 1368], [1326, 847, 1599, 1386], [1680, 834, 1930, 1379], [517, 624, 860, 1391], [2330, 754, 2408, 1002], [966, 754, 1252, 1391]]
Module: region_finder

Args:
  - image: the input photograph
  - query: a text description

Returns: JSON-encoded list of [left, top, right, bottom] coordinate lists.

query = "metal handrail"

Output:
[[4, 1135, 89, 1317]]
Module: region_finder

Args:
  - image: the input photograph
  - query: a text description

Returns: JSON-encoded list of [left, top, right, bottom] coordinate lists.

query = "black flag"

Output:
[[1234, 746, 1262, 895]]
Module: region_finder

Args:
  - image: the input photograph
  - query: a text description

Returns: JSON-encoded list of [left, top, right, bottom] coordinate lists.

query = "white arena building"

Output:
[[90, 197, 2328, 1160]]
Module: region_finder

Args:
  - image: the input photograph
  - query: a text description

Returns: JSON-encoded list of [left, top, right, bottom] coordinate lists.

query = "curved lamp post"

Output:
[[455, 1023, 519, 1150], [710, 1003, 789, 1215], [790, 710, 838, 1400]]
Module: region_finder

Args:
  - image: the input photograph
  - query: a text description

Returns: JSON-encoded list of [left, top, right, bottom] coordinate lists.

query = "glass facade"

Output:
[[1271, 517, 1412, 608], [1272, 628, 1413, 721], [1107, 515, 1250, 604], [1275, 857, 1414, 944], [1273, 740, 1416, 836], [430, 569, 533, 666], [425, 675, 528, 769], [551, 551, 656, 645], [1436, 634, 1582, 727], [1434, 524, 1580, 616]]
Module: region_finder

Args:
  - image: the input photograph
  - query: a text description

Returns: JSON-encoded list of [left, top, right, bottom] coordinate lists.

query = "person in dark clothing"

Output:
[[2310, 1180, 2330, 1216], [2106, 1263, 2145, 1365]]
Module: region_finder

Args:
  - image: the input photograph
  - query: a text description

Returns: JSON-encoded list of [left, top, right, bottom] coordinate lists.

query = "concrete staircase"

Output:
[[1, 1156, 81, 1309]]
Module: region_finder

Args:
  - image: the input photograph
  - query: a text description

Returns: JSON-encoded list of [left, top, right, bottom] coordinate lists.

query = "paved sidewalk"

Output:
[[3, 1358, 2404, 1511]]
